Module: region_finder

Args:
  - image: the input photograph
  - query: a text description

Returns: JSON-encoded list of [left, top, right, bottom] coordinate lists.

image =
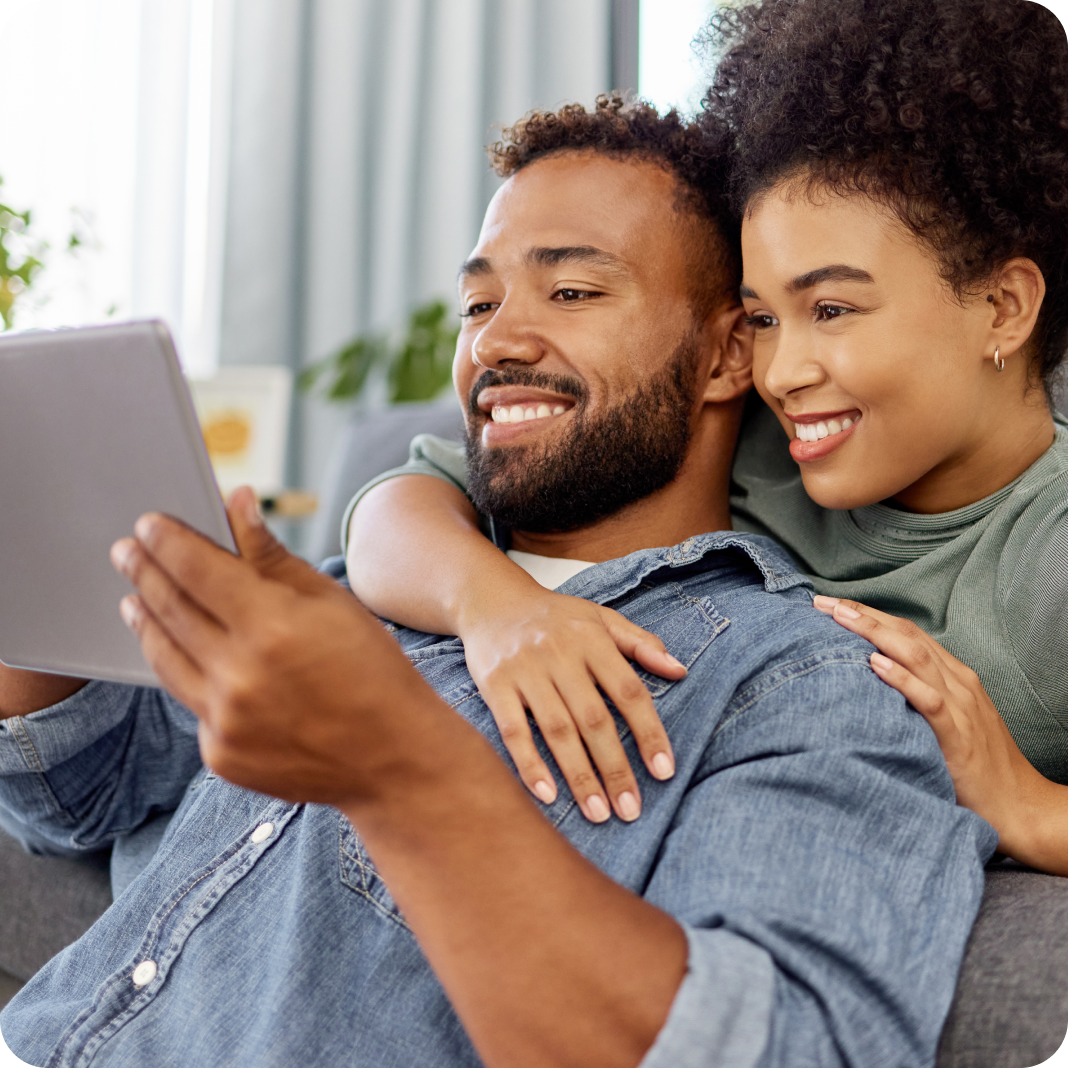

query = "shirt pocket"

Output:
[[631, 595, 729, 698], [337, 815, 411, 930]]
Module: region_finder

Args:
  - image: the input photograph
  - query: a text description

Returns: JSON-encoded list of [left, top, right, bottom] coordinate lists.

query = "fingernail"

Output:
[[651, 751, 675, 780], [120, 597, 141, 630], [617, 791, 641, 822], [585, 794, 610, 823], [110, 540, 134, 574], [834, 604, 861, 620], [243, 490, 263, 529], [533, 780, 556, 804], [134, 514, 159, 542], [664, 653, 686, 672], [813, 595, 839, 613], [871, 652, 894, 671]]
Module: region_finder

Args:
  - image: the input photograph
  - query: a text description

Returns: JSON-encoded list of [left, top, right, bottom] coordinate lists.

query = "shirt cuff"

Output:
[[639, 924, 774, 1068], [0, 680, 144, 774]]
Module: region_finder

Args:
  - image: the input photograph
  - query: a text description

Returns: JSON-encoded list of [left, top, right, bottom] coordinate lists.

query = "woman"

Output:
[[346, 0, 1068, 869]]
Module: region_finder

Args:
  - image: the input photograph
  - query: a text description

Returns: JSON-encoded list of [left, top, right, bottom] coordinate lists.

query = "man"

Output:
[[0, 99, 993, 1068]]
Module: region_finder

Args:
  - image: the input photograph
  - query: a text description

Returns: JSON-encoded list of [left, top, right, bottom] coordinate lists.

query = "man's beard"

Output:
[[464, 338, 701, 534]]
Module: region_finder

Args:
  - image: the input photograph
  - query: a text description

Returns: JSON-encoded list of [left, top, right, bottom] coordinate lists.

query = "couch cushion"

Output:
[[0, 828, 111, 982], [937, 867, 1068, 1068]]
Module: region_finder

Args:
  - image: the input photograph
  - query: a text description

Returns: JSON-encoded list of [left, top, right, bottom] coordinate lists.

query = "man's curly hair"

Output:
[[701, 0, 1068, 386], [488, 94, 739, 319]]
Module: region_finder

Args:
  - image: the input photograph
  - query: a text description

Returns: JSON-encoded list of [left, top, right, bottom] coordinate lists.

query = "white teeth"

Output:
[[793, 415, 860, 443], [489, 402, 571, 424]]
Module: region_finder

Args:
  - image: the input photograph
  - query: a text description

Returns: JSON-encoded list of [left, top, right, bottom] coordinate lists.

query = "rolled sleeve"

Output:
[[641, 924, 774, 1068], [0, 681, 201, 854]]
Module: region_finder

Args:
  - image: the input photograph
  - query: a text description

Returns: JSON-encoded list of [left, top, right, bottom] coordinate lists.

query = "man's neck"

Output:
[[508, 424, 735, 563]]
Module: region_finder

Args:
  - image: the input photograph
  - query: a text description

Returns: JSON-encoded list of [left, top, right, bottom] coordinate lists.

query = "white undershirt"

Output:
[[0, 1025, 38, 1068], [506, 549, 595, 591]]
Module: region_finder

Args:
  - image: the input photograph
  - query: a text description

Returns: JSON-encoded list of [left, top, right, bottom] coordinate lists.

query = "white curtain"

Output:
[[214, 0, 637, 504]]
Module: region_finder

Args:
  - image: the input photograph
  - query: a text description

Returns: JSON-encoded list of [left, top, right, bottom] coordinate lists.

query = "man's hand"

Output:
[[111, 487, 687, 1068], [110, 487, 446, 807]]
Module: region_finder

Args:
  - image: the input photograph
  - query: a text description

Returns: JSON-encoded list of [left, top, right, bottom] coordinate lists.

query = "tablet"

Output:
[[0, 321, 236, 686]]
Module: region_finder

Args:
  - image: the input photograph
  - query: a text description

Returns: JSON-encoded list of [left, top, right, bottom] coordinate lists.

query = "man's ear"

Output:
[[701, 304, 754, 404]]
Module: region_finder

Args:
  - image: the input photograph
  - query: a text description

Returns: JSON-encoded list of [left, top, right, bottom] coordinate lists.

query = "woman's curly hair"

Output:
[[701, 0, 1068, 386], [488, 94, 739, 318]]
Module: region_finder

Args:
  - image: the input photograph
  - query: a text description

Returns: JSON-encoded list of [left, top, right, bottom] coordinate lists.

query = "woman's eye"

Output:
[[814, 302, 852, 322], [743, 313, 778, 330], [460, 302, 496, 318], [553, 288, 599, 304]]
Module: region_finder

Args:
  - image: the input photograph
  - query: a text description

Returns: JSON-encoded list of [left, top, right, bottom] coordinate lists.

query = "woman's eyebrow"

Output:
[[786, 265, 875, 292]]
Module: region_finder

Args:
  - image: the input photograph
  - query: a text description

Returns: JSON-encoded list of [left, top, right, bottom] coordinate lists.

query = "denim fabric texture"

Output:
[[0, 533, 995, 1068]]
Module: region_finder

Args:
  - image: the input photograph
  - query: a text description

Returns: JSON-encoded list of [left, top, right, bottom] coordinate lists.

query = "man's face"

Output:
[[454, 152, 709, 532]]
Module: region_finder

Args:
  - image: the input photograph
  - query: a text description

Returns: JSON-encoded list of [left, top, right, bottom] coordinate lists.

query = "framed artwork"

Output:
[[187, 366, 292, 497]]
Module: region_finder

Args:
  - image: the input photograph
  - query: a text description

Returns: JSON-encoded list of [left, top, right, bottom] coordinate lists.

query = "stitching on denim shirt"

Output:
[[338, 817, 412, 932], [7, 716, 70, 822], [715, 651, 874, 734]]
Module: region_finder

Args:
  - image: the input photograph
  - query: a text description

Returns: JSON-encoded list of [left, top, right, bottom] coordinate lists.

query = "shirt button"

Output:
[[132, 960, 157, 987], [250, 822, 274, 844]]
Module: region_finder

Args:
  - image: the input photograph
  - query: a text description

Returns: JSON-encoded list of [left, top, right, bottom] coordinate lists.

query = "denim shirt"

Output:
[[0, 533, 995, 1068]]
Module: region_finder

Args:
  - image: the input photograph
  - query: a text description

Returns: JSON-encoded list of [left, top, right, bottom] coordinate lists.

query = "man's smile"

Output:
[[476, 385, 577, 444]]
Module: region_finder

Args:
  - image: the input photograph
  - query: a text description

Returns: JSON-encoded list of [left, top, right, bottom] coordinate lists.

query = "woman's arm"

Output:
[[346, 476, 684, 822], [815, 595, 1068, 875]]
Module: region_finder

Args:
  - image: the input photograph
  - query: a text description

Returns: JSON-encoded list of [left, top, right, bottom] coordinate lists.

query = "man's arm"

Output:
[[117, 495, 689, 1068], [0, 664, 87, 718]]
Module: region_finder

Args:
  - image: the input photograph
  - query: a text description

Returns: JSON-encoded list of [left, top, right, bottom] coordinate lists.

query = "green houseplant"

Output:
[[0, 178, 44, 330], [299, 299, 459, 405]]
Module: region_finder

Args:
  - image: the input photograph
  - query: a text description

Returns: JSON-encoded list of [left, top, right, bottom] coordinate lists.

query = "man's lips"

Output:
[[477, 386, 576, 427], [786, 409, 862, 462]]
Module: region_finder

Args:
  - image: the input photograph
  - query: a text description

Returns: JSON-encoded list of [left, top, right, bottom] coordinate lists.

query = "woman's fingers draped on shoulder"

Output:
[[514, 673, 616, 823], [812, 595, 955, 688], [476, 679, 559, 806]]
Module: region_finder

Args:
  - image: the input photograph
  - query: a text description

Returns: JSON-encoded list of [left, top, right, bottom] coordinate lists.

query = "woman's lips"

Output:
[[788, 412, 862, 463]]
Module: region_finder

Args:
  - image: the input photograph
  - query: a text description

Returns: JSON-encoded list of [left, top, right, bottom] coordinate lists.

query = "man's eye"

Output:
[[553, 288, 599, 303], [743, 314, 778, 330], [460, 302, 496, 318], [814, 303, 852, 321]]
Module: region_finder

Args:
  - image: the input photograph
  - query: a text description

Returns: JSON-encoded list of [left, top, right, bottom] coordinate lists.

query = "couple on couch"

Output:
[[1, 1, 1067, 1065]]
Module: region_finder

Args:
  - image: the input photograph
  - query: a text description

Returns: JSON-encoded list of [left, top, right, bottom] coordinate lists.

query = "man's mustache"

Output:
[[467, 368, 588, 418]]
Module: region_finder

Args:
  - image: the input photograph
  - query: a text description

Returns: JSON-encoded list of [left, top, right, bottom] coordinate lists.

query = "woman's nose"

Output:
[[760, 330, 824, 400]]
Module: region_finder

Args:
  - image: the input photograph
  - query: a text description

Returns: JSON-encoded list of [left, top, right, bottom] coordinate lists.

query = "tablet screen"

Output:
[[0, 321, 235, 686]]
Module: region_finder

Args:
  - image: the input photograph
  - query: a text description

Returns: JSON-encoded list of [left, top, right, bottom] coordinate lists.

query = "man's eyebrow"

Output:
[[526, 245, 630, 274], [787, 265, 875, 292], [458, 256, 492, 280]]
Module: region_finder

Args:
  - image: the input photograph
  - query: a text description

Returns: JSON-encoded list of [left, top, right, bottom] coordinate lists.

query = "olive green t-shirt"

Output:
[[343, 400, 1068, 782]]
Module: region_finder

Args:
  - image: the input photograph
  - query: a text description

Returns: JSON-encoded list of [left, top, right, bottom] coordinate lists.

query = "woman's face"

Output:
[[740, 183, 1007, 513]]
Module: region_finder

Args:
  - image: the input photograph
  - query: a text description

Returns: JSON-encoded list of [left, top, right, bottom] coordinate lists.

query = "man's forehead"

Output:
[[464, 153, 681, 277]]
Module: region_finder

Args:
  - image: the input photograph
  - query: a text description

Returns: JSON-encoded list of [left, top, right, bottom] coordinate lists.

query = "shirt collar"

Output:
[[550, 530, 811, 605]]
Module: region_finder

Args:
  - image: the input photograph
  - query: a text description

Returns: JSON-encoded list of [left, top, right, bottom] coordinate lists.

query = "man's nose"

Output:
[[471, 302, 543, 369]]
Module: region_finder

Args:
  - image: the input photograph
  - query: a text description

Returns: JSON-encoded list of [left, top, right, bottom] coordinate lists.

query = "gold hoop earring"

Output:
[[994, 346, 1005, 372]]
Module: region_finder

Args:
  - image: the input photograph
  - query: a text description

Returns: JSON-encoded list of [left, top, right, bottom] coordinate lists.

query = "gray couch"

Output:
[[3, 388, 1068, 1067]]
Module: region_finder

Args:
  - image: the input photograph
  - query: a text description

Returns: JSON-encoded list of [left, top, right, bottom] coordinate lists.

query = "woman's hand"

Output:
[[814, 595, 1068, 875], [460, 588, 685, 825]]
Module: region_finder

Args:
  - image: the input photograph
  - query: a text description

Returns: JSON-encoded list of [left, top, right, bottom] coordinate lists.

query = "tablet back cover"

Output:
[[0, 321, 235, 686]]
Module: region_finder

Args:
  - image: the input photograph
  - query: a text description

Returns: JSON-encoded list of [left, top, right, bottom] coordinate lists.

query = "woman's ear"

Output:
[[701, 303, 754, 404], [988, 258, 1046, 366]]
